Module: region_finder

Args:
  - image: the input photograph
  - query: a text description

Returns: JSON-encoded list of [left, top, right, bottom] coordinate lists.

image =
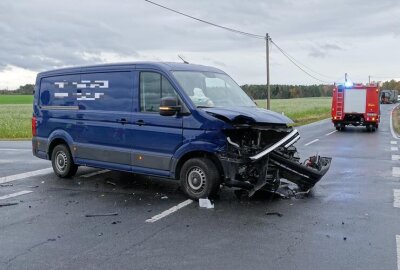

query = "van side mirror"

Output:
[[159, 97, 181, 116]]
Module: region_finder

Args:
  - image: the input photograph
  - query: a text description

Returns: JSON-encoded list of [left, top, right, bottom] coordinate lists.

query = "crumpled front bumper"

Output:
[[219, 128, 332, 195]]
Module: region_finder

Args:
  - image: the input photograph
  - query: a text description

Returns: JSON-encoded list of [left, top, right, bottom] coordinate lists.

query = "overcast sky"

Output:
[[0, 0, 399, 89]]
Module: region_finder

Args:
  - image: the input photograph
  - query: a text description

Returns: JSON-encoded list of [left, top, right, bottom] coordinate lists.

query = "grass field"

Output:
[[392, 105, 400, 136], [257, 97, 332, 126], [0, 95, 33, 104], [0, 95, 332, 139], [0, 104, 32, 139]]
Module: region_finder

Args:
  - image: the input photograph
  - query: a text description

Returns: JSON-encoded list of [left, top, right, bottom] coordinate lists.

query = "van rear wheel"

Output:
[[180, 158, 220, 200], [51, 144, 78, 178]]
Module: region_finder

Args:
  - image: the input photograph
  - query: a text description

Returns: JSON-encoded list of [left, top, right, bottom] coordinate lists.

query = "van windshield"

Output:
[[172, 71, 256, 108]]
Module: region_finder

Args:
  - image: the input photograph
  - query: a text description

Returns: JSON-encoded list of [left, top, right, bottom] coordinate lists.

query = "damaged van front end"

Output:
[[204, 108, 332, 196]]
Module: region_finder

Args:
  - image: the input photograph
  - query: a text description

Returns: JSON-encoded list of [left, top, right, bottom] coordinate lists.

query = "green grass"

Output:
[[0, 104, 32, 139], [0, 95, 33, 104], [256, 97, 332, 126]]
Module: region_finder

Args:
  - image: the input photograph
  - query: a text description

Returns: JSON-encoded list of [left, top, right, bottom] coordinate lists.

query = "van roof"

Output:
[[37, 62, 225, 77]]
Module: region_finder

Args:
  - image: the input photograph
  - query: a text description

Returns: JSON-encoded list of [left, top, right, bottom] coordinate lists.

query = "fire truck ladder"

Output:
[[336, 91, 343, 118]]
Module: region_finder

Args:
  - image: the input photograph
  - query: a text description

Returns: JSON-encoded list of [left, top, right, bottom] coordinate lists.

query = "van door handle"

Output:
[[135, 120, 145, 126], [117, 118, 128, 124]]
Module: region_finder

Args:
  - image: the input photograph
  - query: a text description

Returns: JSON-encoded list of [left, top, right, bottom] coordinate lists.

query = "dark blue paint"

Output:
[[33, 62, 291, 180]]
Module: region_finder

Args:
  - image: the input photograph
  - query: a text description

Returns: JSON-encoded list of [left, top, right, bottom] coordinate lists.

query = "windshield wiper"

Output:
[[197, 105, 214, 108]]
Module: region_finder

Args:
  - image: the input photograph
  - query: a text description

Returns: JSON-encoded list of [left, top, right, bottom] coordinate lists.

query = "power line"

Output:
[[144, 0, 265, 39], [145, 0, 335, 85], [270, 40, 333, 84]]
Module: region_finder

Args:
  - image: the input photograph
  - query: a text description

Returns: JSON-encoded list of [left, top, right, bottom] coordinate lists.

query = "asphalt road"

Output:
[[0, 104, 399, 270]]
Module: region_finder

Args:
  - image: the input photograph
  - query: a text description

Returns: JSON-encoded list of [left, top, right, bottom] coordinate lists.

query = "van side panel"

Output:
[[73, 71, 135, 167]]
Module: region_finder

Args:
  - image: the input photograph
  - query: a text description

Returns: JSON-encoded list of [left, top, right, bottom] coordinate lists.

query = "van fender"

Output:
[[47, 129, 75, 157], [170, 141, 225, 178]]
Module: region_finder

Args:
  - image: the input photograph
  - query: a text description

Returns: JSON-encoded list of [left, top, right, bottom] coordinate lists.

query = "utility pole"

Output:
[[266, 33, 271, 110], [345, 72, 348, 83], [368, 75, 370, 84]]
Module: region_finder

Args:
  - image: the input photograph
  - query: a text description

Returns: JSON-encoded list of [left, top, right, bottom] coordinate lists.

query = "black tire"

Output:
[[366, 125, 372, 132], [335, 126, 340, 131], [51, 144, 78, 178], [180, 158, 220, 200]]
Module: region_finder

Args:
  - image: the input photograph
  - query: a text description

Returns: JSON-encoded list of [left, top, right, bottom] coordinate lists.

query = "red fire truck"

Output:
[[331, 83, 380, 132]]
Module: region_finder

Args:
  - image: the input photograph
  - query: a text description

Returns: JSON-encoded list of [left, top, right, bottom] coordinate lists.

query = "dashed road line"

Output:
[[393, 155, 400, 161], [80, 169, 110, 178], [394, 189, 400, 208], [0, 168, 53, 184], [392, 141, 398, 145], [392, 147, 399, 151], [397, 235, 400, 270], [304, 139, 319, 146], [146, 199, 193, 223], [325, 130, 337, 136], [393, 167, 400, 177], [0, 190, 33, 200]]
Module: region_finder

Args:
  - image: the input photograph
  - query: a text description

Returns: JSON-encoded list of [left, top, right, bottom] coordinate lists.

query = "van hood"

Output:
[[202, 107, 293, 125]]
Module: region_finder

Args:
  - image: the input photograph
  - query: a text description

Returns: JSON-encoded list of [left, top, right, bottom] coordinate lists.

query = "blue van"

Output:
[[32, 62, 331, 199]]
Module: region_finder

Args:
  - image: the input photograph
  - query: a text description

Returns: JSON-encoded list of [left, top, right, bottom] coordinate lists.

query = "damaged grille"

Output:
[[223, 125, 299, 159]]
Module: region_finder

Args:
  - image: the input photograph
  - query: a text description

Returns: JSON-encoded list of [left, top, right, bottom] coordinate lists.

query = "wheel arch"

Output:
[[174, 150, 224, 180], [47, 130, 75, 159]]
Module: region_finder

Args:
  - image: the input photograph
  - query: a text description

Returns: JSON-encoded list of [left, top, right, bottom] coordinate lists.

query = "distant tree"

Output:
[[0, 84, 34, 95]]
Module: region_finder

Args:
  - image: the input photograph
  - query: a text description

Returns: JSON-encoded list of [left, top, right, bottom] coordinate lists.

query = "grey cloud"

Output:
[[0, 0, 399, 79]]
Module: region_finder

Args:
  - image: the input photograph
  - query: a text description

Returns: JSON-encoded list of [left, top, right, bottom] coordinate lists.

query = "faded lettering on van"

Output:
[[75, 92, 104, 101], [54, 80, 109, 89]]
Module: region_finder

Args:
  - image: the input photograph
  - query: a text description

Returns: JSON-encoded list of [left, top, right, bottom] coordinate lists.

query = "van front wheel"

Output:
[[51, 144, 78, 178], [180, 158, 220, 200]]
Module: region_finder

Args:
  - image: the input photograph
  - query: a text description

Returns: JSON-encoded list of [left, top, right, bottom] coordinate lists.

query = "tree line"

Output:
[[382, 80, 400, 91], [241, 84, 333, 99], [0, 84, 34, 95]]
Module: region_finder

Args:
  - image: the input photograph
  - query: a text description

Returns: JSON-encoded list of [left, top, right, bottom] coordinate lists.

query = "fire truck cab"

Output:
[[331, 83, 380, 132]]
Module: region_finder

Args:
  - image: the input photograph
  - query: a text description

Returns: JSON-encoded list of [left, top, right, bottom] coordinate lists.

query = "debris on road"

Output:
[[0, 183, 13, 187], [265, 211, 283, 217], [106, 180, 116, 186], [199, 198, 214, 209], [111, 221, 121, 225], [161, 196, 168, 200], [0, 202, 19, 207], [85, 212, 118, 217]]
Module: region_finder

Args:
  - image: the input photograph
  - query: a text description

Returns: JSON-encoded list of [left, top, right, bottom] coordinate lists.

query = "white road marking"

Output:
[[397, 235, 400, 270], [325, 130, 337, 136], [0, 190, 33, 200], [393, 167, 400, 177], [0, 168, 53, 184], [0, 148, 31, 152], [304, 139, 319, 146], [146, 199, 193, 223], [392, 141, 398, 145], [392, 147, 399, 151], [393, 155, 400, 161], [394, 189, 400, 208], [80, 169, 110, 178]]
